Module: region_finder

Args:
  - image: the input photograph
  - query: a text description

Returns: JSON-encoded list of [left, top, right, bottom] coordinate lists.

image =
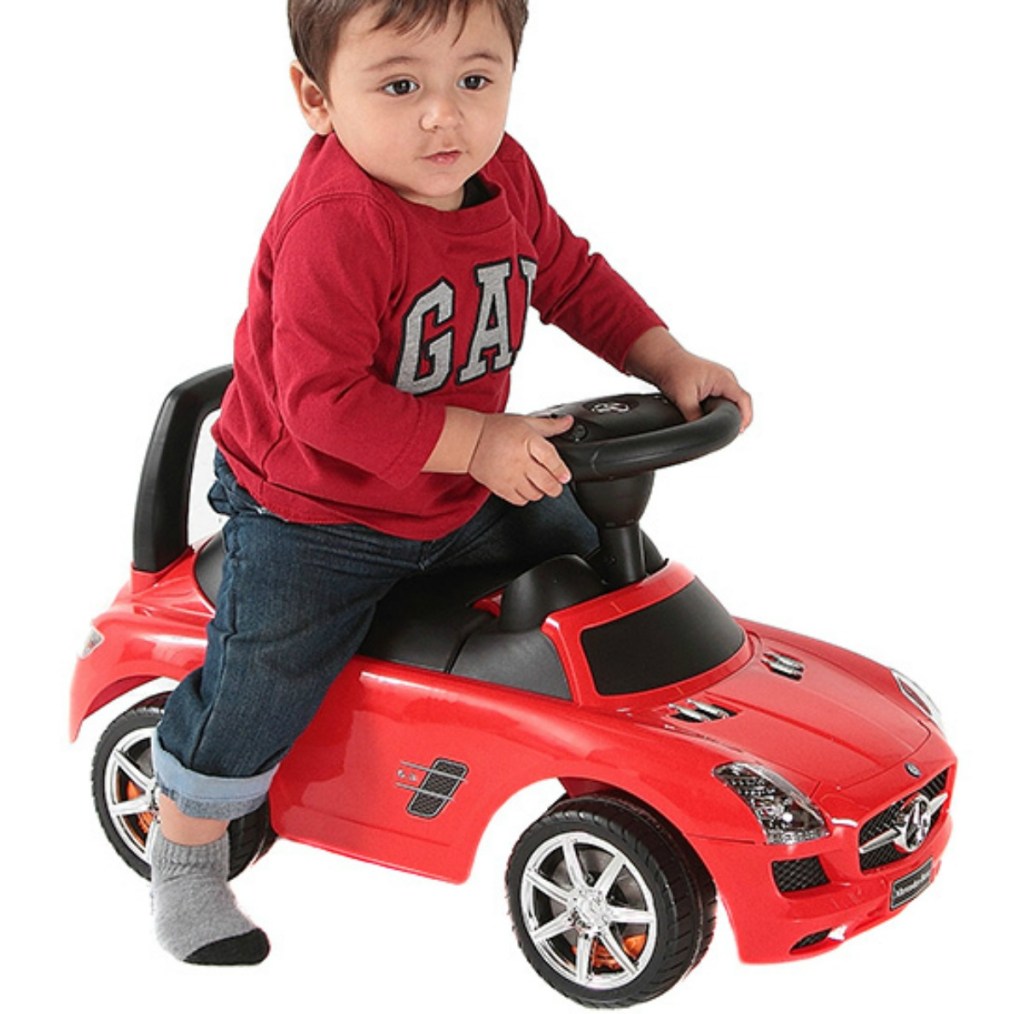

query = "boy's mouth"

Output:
[[424, 150, 462, 167]]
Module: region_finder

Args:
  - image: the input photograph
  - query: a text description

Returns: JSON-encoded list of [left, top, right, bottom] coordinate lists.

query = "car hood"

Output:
[[659, 627, 929, 790]]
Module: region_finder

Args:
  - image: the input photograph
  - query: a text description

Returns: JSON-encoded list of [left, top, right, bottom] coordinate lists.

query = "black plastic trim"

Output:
[[581, 579, 745, 696], [772, 857, 830, 893], [359, 566, 515, 673], [133, 366, 233, 573], [551, 395, 741, 482], [498, 555, 605, 633], [450, 625, 571, 699]]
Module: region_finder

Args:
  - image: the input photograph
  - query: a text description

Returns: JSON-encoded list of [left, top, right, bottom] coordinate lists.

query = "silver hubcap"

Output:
[[103, 727, 158, 861], [519, 831, 657, 990]]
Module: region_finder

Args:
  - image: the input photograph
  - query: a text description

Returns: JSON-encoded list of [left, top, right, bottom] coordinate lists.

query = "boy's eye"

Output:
[[383, 79, 419, 96], [459, 74, 490, 91]]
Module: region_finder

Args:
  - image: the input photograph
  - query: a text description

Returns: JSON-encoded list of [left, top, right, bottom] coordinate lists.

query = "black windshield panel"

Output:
[[582, 580, 745, 696]]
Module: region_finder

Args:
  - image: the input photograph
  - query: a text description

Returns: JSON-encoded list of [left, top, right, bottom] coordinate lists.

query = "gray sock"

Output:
[[149, 826, 269, 965]]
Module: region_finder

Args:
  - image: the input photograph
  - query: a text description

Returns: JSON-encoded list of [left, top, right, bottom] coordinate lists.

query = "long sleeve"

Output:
[[495, 142, 666, 369]]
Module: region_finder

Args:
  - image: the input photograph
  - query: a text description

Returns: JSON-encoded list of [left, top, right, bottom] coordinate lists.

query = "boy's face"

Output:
[[294, 2, 515, 210]]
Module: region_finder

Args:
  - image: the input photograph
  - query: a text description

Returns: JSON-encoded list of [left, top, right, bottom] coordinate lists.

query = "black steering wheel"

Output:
[[546, 393, 742, 482]]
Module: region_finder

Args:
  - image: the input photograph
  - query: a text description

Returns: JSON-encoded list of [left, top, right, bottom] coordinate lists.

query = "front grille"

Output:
[[858, 769, 949, 872], [773, 857, 830, 893]]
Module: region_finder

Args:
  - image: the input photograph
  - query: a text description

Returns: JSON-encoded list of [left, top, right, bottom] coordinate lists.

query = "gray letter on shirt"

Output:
[[396, 280, 455, 395], [458, 261, 514, 384]]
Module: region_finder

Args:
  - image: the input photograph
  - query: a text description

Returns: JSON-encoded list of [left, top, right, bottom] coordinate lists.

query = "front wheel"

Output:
[[506, 795, 716, 1008], [90, 696, 274, 880]]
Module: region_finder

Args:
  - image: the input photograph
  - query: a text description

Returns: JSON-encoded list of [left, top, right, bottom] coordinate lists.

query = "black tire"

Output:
[[90, 696, 275, 880], [506, 795, 716, 1008]]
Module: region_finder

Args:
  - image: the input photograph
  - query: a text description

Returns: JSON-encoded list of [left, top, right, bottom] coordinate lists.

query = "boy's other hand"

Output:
[[625, 327, 753, 432], [469, 414, 574, 506], [661, 349, 753, 432]]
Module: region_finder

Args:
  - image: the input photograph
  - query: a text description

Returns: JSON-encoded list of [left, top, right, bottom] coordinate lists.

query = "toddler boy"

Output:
[[149, 0, 753, 966]]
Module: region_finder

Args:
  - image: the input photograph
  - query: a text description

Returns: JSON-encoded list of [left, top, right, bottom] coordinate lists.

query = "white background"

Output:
[[3, 1, 1021, 1010]]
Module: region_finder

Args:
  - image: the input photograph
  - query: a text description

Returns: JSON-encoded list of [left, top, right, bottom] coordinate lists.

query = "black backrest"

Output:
[[133, 366, 233, 573]]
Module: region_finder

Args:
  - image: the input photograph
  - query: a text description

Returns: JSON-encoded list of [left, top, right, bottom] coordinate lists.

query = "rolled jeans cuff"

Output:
[[153, 735, 276, 821]]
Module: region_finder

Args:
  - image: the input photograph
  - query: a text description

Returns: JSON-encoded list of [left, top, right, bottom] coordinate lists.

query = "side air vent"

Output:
[[763, 651, 805, 680], [668, 700, 736, 724], [395, 759, 469, 820], [791, 929, 832, 953]]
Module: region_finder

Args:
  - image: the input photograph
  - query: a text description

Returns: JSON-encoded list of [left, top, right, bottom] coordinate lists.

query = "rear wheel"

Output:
[[506, 795, 715, 1007], [91, 696, 274, 880]]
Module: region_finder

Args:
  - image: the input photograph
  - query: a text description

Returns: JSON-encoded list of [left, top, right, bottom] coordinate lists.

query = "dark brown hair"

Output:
[[288, 0, 529, 93]]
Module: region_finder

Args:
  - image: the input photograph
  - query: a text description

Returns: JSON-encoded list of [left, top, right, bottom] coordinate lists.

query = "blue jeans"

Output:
[[154, 453, 597, 819]]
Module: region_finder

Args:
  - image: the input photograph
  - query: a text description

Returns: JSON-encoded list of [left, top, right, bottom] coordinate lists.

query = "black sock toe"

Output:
[[185, 928, 270, 966]]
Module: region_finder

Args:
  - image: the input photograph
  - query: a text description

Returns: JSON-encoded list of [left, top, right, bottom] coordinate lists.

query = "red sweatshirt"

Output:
[[214, 133, 664, 538]]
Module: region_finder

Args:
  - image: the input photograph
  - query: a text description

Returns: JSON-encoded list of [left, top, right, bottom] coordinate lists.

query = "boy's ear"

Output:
[[290, 61, 334, 136]]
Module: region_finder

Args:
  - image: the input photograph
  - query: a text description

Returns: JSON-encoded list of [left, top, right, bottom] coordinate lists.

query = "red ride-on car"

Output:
[[71, 367, 956, 1007]]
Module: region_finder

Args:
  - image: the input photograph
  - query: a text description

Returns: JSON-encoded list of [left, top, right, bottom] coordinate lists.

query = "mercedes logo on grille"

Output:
[[894, 795, 932, 853]]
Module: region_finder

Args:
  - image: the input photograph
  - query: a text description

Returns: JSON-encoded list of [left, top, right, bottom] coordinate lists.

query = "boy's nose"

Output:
[[420, 95, 461, 131]]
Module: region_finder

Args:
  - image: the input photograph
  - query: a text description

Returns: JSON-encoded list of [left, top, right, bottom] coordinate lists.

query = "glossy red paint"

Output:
[[70, 553, 208, 741], [70, 541, 956, 967]]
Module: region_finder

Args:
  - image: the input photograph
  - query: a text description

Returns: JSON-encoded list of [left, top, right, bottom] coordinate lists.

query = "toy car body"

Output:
[[71, 368, 956, 1006]]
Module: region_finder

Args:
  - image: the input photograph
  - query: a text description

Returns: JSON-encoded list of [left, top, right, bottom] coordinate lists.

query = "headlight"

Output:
[[892, 670, 944, 732], [714, 762, 828, 844], [78, 626, 104, 660]]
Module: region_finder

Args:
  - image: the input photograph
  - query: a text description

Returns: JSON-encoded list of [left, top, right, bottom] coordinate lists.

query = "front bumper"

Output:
[[693, 738, 956, 964]]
